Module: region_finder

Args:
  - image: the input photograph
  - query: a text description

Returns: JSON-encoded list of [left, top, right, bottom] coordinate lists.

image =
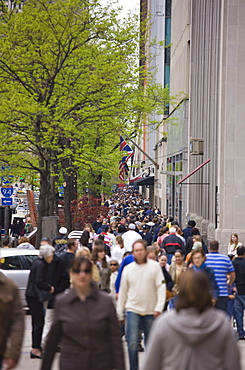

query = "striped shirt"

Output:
[[205, 252, 234, 296]]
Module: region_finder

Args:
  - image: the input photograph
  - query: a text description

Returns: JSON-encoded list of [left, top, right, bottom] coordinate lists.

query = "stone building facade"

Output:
[[136, 0, 245, 247]]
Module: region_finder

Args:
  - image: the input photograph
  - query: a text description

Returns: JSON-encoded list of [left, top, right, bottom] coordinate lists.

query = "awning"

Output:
[[133, 176, 155, 186]]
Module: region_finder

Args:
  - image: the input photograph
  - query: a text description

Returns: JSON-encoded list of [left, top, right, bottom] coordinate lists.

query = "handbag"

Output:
[[166, 289, 176, 302], [34, 285, 52, 303]]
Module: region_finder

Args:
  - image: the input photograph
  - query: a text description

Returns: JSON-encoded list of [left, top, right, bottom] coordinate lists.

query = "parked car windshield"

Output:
[[1, 256, 24, 270], [25, 254, 39, 267]]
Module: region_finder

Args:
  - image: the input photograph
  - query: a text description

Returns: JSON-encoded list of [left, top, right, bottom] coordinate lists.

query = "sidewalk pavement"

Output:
[[15, 313, 245, 370], [15, 313, 144, 370]]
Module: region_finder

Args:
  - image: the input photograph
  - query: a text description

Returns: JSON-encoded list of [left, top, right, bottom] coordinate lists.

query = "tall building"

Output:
[[136, 0, 245, 246]]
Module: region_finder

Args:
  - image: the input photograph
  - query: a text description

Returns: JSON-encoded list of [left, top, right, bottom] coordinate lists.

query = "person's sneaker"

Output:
[[138, 343, 144, 352]]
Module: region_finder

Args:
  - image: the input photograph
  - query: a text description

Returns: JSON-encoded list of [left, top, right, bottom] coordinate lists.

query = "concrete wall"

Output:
[[215, 0, 245, 247], [170, 0, 191, 98]]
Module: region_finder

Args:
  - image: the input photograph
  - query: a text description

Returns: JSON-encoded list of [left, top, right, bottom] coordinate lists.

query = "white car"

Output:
[[0, 248, 39, 307]]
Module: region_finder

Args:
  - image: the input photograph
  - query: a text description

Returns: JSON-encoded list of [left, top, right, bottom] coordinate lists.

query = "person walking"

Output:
[[41, 257, 125, 370], [109, 257, 119, 306], [161, 227, 185, 264], [168, 249, 187, 308], [91, 243, 111, 292], [190, 247, 219, 300], [60, 238, 79, 272], [142, 270, 241, 370], [232, 245, 245, 339], [117, 240, 166, 370], [228, 233, 242, 258], [53, 227, 68, 256], [182, 220, 196, 242], [25, 244, 55, 359], [0, 271, 24, 370], [139, 224, 153, 246], [122, 223, 142, 252], [111, 235, 126, 264], [205, 240, 235, 312], [42, 250, 70, 347], [92, 215, 104, 234]]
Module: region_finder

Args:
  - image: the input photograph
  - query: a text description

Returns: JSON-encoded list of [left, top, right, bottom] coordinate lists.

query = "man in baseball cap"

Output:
[[122, 223, 142, 252], [52, 227, 68, 256]]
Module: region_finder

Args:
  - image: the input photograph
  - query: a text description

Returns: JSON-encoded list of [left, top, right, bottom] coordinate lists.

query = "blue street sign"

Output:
[[2, 198, 13, 206], [1, 187, 14, 197], [1, 175, 14, 185]]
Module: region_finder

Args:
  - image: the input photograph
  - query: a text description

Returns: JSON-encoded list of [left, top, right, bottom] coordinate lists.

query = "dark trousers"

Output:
[[26, 296, 45, 349], [215, 296, 228, 312], [0, 355, 2, 369]]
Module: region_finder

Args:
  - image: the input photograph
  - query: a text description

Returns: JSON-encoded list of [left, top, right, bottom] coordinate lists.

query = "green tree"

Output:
[[0, 0, 171, 244]]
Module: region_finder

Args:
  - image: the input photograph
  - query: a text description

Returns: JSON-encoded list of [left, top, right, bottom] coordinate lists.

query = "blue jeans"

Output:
[[167, 253, 174, 264], [168, 295, 178, 310], [126, 311, 154, 370], [234, 295, 245, 338]]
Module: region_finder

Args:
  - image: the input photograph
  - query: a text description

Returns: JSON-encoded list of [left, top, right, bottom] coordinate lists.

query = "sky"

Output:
[[100, 0, 140, 17]]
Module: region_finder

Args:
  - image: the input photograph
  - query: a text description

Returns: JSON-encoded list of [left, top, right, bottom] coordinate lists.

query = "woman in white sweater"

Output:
[[111, 235, 126, 264], [227, 233, 242, 257]]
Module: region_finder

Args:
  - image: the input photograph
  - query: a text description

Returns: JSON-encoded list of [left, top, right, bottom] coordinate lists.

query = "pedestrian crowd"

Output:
[[0, 189, 244, 369]]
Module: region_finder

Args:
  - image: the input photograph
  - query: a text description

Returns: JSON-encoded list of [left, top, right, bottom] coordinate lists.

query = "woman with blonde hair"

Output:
[[228, 233, 242, 257], [111, 235, 126, 264], [83, 223, 96, 248], [76, 247, 100, 282]]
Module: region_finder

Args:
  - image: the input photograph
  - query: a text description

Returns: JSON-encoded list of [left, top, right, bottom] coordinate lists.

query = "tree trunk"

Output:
[[36, 168, 51, 247], [63, 170, 77, 232]]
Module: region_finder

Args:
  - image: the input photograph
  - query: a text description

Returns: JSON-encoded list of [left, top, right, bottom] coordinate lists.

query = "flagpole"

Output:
[[123, 134, 159, 169]]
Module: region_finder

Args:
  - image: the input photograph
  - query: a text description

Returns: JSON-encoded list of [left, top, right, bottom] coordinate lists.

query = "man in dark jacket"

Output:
[[161, 227, 185, 264], [92, 215, 103, 234], [53, 227, 68, 256], [233, 246, 245, 339], [140, 224, 153, 246], [60, 239, 78, 272], [42, 254, 70, 345], [0, 272, 24, 370], [182, 220, 196, 242]]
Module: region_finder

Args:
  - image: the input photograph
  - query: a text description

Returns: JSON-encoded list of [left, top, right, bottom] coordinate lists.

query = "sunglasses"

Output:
[[110, 263, 118, 266], [72, 268, 91, 274]]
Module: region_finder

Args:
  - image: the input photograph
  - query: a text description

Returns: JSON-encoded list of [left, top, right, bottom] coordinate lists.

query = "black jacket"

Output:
[[139, 231, 153, 246], [47, 255, 70, 308], [26, 257, 52, 298], [25, 256, 70, 308], [53, 234, 68, 256], [161, 233, 185, 254], [182, 226, 193, 242], [233, 257, 245, 295], [161, 267, 174, 291]]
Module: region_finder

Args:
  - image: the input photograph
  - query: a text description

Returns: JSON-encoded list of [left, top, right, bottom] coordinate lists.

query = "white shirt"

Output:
[[122, 230, 142, 252], [117, 259, 166, 320], [110, 271, 118, 307], [228, 242, 243, 255], [111, 244, 127, 264]]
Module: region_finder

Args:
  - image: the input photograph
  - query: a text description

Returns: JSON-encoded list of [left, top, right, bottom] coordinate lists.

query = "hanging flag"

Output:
[[120, 136, 134, 160], [118, 137, 134, 181], [119, 156, 129, 181]]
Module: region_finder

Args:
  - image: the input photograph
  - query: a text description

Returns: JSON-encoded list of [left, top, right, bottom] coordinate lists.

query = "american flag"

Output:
[[119, 137, 133, 181]]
